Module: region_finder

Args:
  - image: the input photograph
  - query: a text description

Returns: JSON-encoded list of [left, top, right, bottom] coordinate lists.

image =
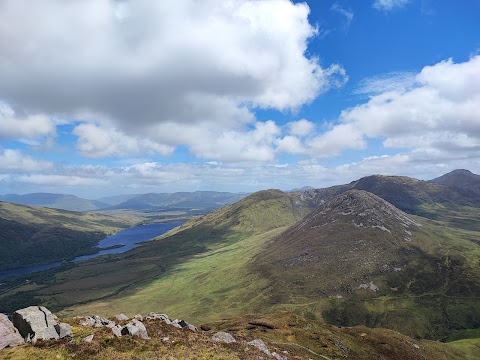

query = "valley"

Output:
[[1, 170, 480, 358]]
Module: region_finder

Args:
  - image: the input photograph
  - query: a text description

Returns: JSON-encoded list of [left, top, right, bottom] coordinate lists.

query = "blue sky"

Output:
[[0, 0, 479, 198]]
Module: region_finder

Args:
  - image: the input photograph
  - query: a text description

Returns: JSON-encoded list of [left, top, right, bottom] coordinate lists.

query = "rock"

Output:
[[55, 322, 73, 338], [187, 323, 198, 332], [134, 314, 144, 321], [146, 312, 171, 324], [80, 315, 116, 328], [111, 325, 123, 337], [13, 306, 60, 342], [173, 319, 188, 328], [82, 334, 94, 343], [115, 313, 129, 321], [121, 319, 150, 339], [272, 352, 288, 360], [211, 331, 236, 343], [200, 324, 211, 331], [0, 313, 24, 349], [247, 339, 271, 355]]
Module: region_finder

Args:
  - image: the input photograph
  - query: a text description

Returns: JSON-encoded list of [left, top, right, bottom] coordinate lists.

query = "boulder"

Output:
[[115, 313, 129, 321], [146, 312, 171, 324], [211, 331, 236, 343], [12, 306, 64, 342], [55, 322, 73, 338], [247, 339, 271, 355], [134, 314, 144, 321], [111, 325, 123, 337], [82, 334, 94, 343], [79, 315, 116, 328], [121, 319, 150, 339], [0, 313, 24, 349]]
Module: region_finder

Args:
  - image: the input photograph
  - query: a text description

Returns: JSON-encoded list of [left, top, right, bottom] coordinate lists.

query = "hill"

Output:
[[0, 201, 138, 271], [108, 191, 247, 211], [0, 193, 108, 212], [431, 169, 480, 197]]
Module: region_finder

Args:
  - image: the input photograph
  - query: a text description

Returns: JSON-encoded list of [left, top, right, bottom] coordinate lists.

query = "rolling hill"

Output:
[[108, 191, 247, 211], [431, 169, 480, 197], [0, 201, 138, 271], [0, 193, 109, 212]]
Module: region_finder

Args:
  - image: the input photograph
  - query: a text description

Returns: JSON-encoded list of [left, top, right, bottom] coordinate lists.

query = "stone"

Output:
[[121, 319, 150, 339], [0, 313, 24, 349], [134, 314, 144, 321], [55, 322, 73, 338], [12, 306, 60, 342], [247, 339, 271, 355], [187, 323, 198, 332], [211, 331, 236, 343], [147, 312, 171, 324], [115, 313, 129, 321], [272, 352, 288, 360], [111, 325, 123, 337], [80, 315, 116, 328], [82, 334, 94, 343]]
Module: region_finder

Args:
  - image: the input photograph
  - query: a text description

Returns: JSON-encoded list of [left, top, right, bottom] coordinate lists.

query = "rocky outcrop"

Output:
[[12, 306, 72, 343], [247, 339, 270, 355], [115, 314, 129, 321], [211, 331, 236, 343], [0, 313, 24, 349], [146, 312, 197, 331]]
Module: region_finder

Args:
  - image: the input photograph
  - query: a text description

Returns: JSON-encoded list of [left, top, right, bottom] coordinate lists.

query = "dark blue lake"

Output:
[[0, 221, 182, 281]]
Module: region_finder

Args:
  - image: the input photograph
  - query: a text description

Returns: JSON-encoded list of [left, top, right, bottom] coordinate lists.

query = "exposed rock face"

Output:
[[211, 331, 236, 343], [146, 313, 197, 331], [0, 313, 24, 349], [12, 306, 71, 342]]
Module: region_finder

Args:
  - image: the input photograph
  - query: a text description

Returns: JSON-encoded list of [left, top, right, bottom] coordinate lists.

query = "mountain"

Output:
[[253, 190, 480, 339], [109, 191, 247, 211], [95, 194, 140, 206], [0, 193, 109, 212], [0, 201, 135, 271], [431, 169, 480, 196]]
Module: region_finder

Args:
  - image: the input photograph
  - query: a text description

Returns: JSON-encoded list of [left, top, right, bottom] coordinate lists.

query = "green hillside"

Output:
[[0, 201, 138, 271]]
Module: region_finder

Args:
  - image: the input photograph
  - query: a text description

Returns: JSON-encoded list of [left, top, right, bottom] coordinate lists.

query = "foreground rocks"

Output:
[[12, 306, 72, 343], [0, 313, 24, 350]]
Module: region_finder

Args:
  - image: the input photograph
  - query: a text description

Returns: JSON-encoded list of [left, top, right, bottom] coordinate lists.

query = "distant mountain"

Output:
[[430, 169, 480, 196], [0, 193, 108, 212], [109, 191, 247, 211], [0, 201, 132, 271], [95, 194, 141, 206]]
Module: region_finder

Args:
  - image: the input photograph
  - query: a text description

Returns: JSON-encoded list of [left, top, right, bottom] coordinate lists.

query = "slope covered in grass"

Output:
[[0, 201, 138, 271]]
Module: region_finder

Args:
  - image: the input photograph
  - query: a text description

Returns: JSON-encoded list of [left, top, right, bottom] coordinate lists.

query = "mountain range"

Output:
[[1, 169, 479, 358], [0, 191, 247, 212]]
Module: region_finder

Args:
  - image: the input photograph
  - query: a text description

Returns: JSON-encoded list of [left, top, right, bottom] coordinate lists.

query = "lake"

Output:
[[0, 221, 182, 281]]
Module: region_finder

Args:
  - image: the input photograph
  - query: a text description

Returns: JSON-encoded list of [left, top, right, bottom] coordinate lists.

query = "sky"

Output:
[[0, 0, 479, 198]]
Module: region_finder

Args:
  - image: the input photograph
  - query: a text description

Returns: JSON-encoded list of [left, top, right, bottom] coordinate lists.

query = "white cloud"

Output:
[[288, 119, 316, 137], [0, 149, 54, 173], [316, 56, 480, 161], [373, 0, 409, 11], [73, 123, 174, 158], [0, 0, 344, 138], [331, 3, 354, 31], [354, 72, 417, 96], [276, 135, 306, 154], [0, 102, 56, 140]]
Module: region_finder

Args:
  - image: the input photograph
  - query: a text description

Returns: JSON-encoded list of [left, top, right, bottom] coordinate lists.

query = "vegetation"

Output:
[[0, 201, 139, 271]]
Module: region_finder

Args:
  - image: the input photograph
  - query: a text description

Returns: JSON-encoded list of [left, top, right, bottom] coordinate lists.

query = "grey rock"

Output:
[[80, 315, 116, 328], [247, 339, 271, 355], [272, 352, 288, 360], [0, 313, 24, 349], [115, 313, 129, 321], [187, 323, 198, 332], [82, 334, 94, 343], [146, 312, 171, 324], [111, 325, 123, 337], [134, 314, 144, 321], [55, 322, 73, 338], [121, 319, 150, 339], [211, 331, 236, 343], [12, 306, 59, 342]]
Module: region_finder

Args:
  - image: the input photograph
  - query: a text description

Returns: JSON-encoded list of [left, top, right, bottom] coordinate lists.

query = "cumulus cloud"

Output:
[[0, 102, 56, 140], [373, 0, 409, 11], [0, 149, 54, 173], [287, 119, 316, 137], [312, 56, 480, 162], [0, 0, 344, 139]]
